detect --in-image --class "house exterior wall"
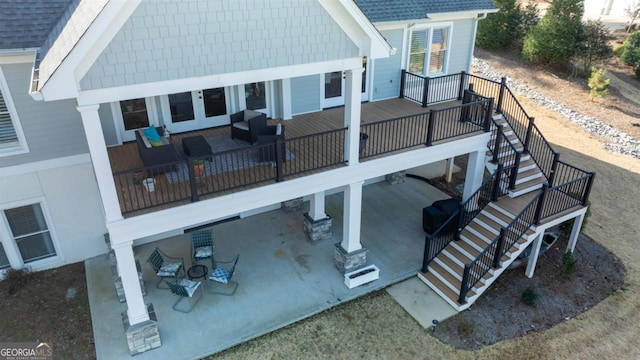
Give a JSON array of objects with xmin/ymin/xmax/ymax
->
[
  {"xmin": 0, "ymin": 63, "xmax": 89, "ymax": 168},
  {"xmin": 0, "ymin": 162, "xmax": 107, "ymax": 270},
  {"xmin": 371, "ymin": 29, "xmax": 403, "ymax": 101},
  {"xmin": 447, "ymin": 18, "xmax": 475, "ymax": 73},
  {"xmin": 79, "ymin": 0, "xmax": 360, "ymax": 90},
  {"xmin": 291, "ymin": 75, "xmax": 321, "ymax": 115}
]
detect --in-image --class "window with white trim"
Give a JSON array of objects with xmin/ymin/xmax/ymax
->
[
  {"xmin": 3, "ymin": 203, "xmax": 56, "ymax": 264},
  {"xmin": 0, "ymin": 68, "xmax": 28, "ymax": 155},
  {"xmin": 0, "ymin": 243, "xmax": 9, "ymax": 269},
  {"xmin": 408, "ymin": 25, "xmax": 451, "ymax": 76}
]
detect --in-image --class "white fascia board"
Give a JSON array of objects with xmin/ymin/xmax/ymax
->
[
  {"xmin": 107, "ymin": 132, "xmax": 490, "ymax": 245},
  {"xmin": 318, "ymin": 0, "xmax": 392, "ymax": 59},
  {"xmin": 39, "ymin": 0, "xmax": 141, "ymax": 102},
  {"xmin": 0, "ymin": 51, "xmax": 36, "ymax": 64},
  {"xmin": 77, "ymin": 57, "xmax": 362, "ymax": 106},
  {"xmin": 373, "ymin": 9, "xmax": 498, "ymax": 28}
]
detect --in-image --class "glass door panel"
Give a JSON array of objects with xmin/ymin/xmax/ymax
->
[
  {"xmin": 203, "ymin": 88, "xmax": 227, "ymax": 118},
  {"xmin": 168, "ymin": 92, "xmax": 195, "ymax": 123},
  {"xmin": 120, "ymin": 98, "xmax": 149, "ymax": 130},
  {"xmin": 245, "ymin": 82, "xmax": 266, "ymax": 111},
  {"xmin": 323, "ymin": 71, "xmax": 345, "ymax": 108}
]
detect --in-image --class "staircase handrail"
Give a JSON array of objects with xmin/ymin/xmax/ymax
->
[
  {"xmin": 488, "ymin": 118, "xmax": 522, "ymax": 190},
  {"xmin": 458, "ymin": 189, "xmax": 544, "ymax": 304},
  {"xmin": 457, "ymin": 164, "xmax": 503, "ymax": 236},
  {"xmin": 421, "ymin": 209, "xmax": 461, "ymax": 272}
]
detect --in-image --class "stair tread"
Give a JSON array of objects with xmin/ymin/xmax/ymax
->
[
  {"xmin": 512, "ymin": 176, "xmax": 546, "ymax": 192},
  {"xmin": 468, "ymin": 221, "xmax": 498, "ymax": 241},
  {"xmin": 461, "ymin": 228, "xmax": 494, "ymax": 250},
  {"xmin": 420, "ymin": 271, "xmax": 463, "ymax": 305},
  {"xmin": 444, "ymin": 246, "xmax": 474, "ymax": 263},
  {"xmin": 436, "ymin": 255, "xmax": 465, "ymax": 277},
  {"xmin": 431, "ymin": 261, "xmax": 463, "ymax": 285},
  {"xmin": 517, "ymin": 167, "xmax": 542, "ymax": 180},
  {"xmin": 483, "ymin": 206, "xmax": 514, "ymax": 225},
  {"xmin": 476, "ymin": 212, "xmax": 504, "ymax": 229},
  {"xmin": 452, "ymin": 240, "xmax": 482, "ymax": 259}
]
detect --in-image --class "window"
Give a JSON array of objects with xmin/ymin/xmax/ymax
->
[
  {"xmin": 408, "ymin": 25, "xmax": 451, "ymax": 76},
  {"xmin": 168, "ymin": 92, "xmax": 195, "ymax": 122},
  {"xmin": 120, "ymin": 98, "xmax": 150, "ymax": 130},
  {"xmin": 203, "ymin": 88, "xmax": 227, "ymax": 117},
  {"xmin": 0, "ymin": 243, "xmax": 9, "ymax": 269},
  {"xmin": 0, "ymin": 68, "xmax": 28, "ymax": 155},
  {"xmin": 3, "ymin": 203, "xmax": 56, "ymax": 264}
]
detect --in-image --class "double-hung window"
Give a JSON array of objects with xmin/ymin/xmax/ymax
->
[
  {"xmin": 2, "ymin": 202, "xmax": 57, "ymax": 267},
  {"xmin": 408, "ymin": 25, "xmax": 451, "ymax": 76},
  {"xmin": 0, "ymin": 67, "xmax": 28, "ymax": 156}
]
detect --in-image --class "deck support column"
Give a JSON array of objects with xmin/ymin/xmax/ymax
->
[
  {"xmin": 566, "ymin": 212, "xmax": 585, "ymax": 254},
  {"xmin": 304, "ymin": 192, "xmax": 332, "ymax": 241},
  {"xmin": 445, "ymin": 157, "xmax": 455, "ymax": 183},
  {"xmin": 462, "ymin": 150, "xmax": 485, "ymax": 202},
  {"xmin": 525, "ymin": 231, "xmax": 544, "ymax": 278},
  {"xmin": 344, "ymin": 66, "xmax": 363, "ymax": 164},
  {"xmin": 335, "ymin": 181, "xmax": 367, "ymax": 273},
  {"xmin": 77, "ymin": 104, "xmax": 123, "ymax": 223}
]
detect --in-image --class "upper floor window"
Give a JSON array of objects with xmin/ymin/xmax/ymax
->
[
  {"xmin": 0, "ymin": 68, "xmax": 28, "ymax": 156},
  {"xmin": 408, "ymin": 25, "xmax": 451, "ymax": 76}
]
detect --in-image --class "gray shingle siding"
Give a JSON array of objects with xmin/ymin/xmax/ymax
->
[
  {"xmin": 80, "ymin": 0, "xmax": 360, "ymax": 90},
  {"xmin": 354, "ymin": 0, "xmax": 496, "ymax": 23}
]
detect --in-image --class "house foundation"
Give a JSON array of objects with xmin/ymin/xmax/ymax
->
[
  {"xmin": 122, "ymin": 304, "xmax": 160, "ymax": 355},
  {"xmin": 334, "ymin": 243, "xmax": 368, "ymax": 273},
  {"xmin": 303, "ymin": 213, "xmax": 333, "ymax": 241},
  {"xmin": 385, "ymin": 170, "xmax": 406, "ymax": 185}
]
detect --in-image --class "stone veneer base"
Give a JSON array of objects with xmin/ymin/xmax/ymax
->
[
  {"xmin": 122, "ymin": 303, "xmax": 160, "ymax": 355},
  {"xmin": 303, "ymin": 213, "xmax": 333, "ymax": 241},
  {"xmin": 334, "ymin": 244, "xmax": 368, "ymax": 274}
]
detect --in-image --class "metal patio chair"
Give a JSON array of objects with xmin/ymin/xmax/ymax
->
[
  {"xmin": 146, "ymin": 247, "xmax": 185, "ymax": 289},
  {"xmin": 208, "ymin": 254, "xmax": 239, "ymax": 295},
  {"xmin": 190, "ymin": 229, "xmax": 214, "ymax": 265},
  {"xmin": 166, "ymin": 279, "xmax": 204, "ymax": 313}
]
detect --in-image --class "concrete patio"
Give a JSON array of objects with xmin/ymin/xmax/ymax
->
[{"xmin": 86, "ymin": 163, "xmax": 457, "ymax": 359}]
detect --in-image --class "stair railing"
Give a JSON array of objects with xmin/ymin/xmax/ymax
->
[
  {"xmin": 488, "ymin": 119, "xmax": 522, "ymax": 190},
  {"xmin": 421, "ymin": 209, "xmax": 461, "ymax": 272},
  {"xmin": 458, "ymin": 188, "xmax": 545, "ymax": 304}
]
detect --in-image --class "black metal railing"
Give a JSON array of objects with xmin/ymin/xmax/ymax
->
[
  {"xmin": 421, "ymin": 209, "xmax": 460, "ymax": 272},
  {"xmin": 538, "ymin": 161, "xmax": 595, "ymax": 220},
  {"xmin": 457, "ymin": 165, "xmax": 505, "ymax": 237},
  {"xmin": 458, "ymin": 189, "xmax": 544, "ymax": 304},
  {"xmin": 426, "ymin": 99, "xmax": 492, "ymax": 146},
  {"xmin": 400, "ymin": 70, "xmax": 467, "ymax": 106}
]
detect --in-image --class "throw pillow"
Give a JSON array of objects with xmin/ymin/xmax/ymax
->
[
  {"xmin": 143, "ymin": 126, "xmax": 161, "ymax": 142},
  {"xmin": 149, "ymin": 139, "xmax": 164, "ymax": 147}
]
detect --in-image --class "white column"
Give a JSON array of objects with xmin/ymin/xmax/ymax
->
[
  {"xmin": 445, "ymin": 157, "xmax": 455, "ymax": 183},
  {"xmin": 566, "ymin": 213, "xmax": 585, "ymax": 253},
  {"xmin": 344, "ymin": 67, "xmax": 363, "ymax": 164},
  {"xmin": 462, "ymin": 150, "xmax": 485, "ymax": 202},
  {"xmin": 281, "ymin": 78, "xmax": 292, "ymax": 120},
  {"xmin": 77, "ymin": 104, "xmax": 123, "ymax": 223},
  {"xmin": 525, "ymin": 231, "xmax": 544, "ymax": 278},
  {"xmin": 341, "ymin": 181, "xmax": 364, "ymax": 252},
  {"xmin": 113, "ymin": 241, "xmax": 149, "ymax": 324},
  {"xmin": 309, "ymin": 191, "xmax": 327, "ymax": 221}
]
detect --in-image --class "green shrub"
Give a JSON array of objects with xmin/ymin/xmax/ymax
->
[
  {"xmin": 635, "ymin": 64, "xmax": 640, "ymax": 79},
  {"xmin": 477, "ymin": 0, "xmax": 539, "ymax": 50},
  {"xmin": 521, "ymin": 286, "xmax": 540, "ymax": 306},
  {"xmin": 575, "ymin": 20, "xmax": 614, "ymax": 76},
  {"xmin": 619, "ymin": 31, "xmax": 640, "ymax": 67},
  {"xmin": 587, "ymin": 67, "xmax": 610, "ymax": 99},
  {"xmin": 561, "ymin": 252, "xmax": 578, "ymax": 278}
]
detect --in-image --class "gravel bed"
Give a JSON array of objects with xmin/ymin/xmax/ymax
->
[{"xmin": 472, "ymin": 58, "xmax": 640, "ymax": 158}]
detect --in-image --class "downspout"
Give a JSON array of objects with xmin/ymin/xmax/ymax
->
[{"xmin": 468, "ymin": 13, "xmax": 488, "ymax": 72}]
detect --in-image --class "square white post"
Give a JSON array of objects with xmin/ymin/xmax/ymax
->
[
  {"xmin": 309, "ymin": 191, "xmax": 327, "ymax": 221},
  {"xmin": 341, "ymin": 181, "xmax": 364, "ymax": 252},
  {"xmin": 344, "ymin": 67, "xmax": 363, "ymax": 164},
  {"xmin": 445, "ymin": 157, "xmax": 455, "ymax": 183},
  {"xmin": 77, "ymin": 104, "xmax": 123, "ymax": 223},
  {"xmin": 281, "ymin": 78, "xmax": 292, "ymax": 120},
  {"xmin": 525, "ymin": 231, "xmax": 544, "ymax": 278},
  {"xmin": 113, "ymin": 242, "xmax": 150, "ymax": 325},
  {"xmin": 566, "ymin": 213, "xmax": 585, "ymax": 253},
  {"xmin": 462, "ymin": 150, "xmax": 485, "ymax": 202}
]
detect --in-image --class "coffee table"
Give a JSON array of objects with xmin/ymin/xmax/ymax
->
[
  {"xmin": 187, "ymin": 264, "xmax": 208, "ymax": 283},
  {"xmin": 182, "ymin": 135, "xmax": 211, "ymax": 157}
]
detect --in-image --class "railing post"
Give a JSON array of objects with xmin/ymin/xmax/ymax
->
[
  {"xmin": 484, "ymin": 98, "xmax": 494, "ymax": 132},
  {"xmin": 496, "ymin": 76, "xmax": 507, "ymax": 114},
  {"xmin": 399, "ymin": 70, "xmax": 406, "ymax": 99},
  {"xmin": 187, "ymin": 158, "xmax": 199, "ymax": 202},
  {"xmin": 458, "ymin": 264, "xmax": 470, "ymax": 305},
  {"xmin": 275, "ymin": 138, "xmax": 284, "ymax": 182},
  {"xmin": 491, "ymin": 163, "xmax": 503, "ymax": 201},
  {"xmin": 533, "ymin": 183, "xmax": 549, "ymax": 224},
  {"xmin": 422, "ymin": 235, "xmax": 432, "ymax": 272},
  {"xmin": 509, "ymin": 151, "xmax": 522, "ymax": 190},
  {"xmin": 582, "ymin": 172, "xmax": 596, "ymax": 205},
  {"xmin": 426, "ymin": 109, "xmax": 435, "ymax": 146},
  {"xmin": 492, "ymin": 228, "xmax": 506, "ymax": 268},
  {"xmin": 422, "ymin": 76, "xmax": 430, "ymax": 107},
  {"xmin": 547, "ymin": 153, "xmax": 560, "ymax": 187},
  {"xmin": 492, "ymin": 126, "xmax": 503, "ymax": 164},
  {"xmin": 523, "ymin": 117, "xmax": 534, "ymax": 154},
  {"xmin": 457, "ymin": 71, "xmax": 467, "ymax": 100},
  {"xmin": 455, "ymin": 203, "xmax": 465, "ymax": 240}
]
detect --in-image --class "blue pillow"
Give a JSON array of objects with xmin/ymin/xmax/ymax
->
[{"xmin": 143, "ymin": 126, "xmax": 160, "ymax": 142}]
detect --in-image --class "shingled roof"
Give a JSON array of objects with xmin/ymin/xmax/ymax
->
[
  {"xmin": 0, "ymin": 0, "xmax": 73, "ymax": 50},
  {"xmin": 354, "ymin": 0, "xmax": 497, "ymax": 23}
]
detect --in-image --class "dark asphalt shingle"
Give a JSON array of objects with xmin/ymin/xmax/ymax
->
[
  {"xmin": 354, "ymin": 0, "xmax": 497, "ymax": 23},
  {"xmin": 0, "ymin": 0, "xmax": 73, "ymax": 50}
]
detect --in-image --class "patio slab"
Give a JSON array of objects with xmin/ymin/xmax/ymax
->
[{"xmin": 87, "ymin": 174, "xmax": 452, "ymax": 360}]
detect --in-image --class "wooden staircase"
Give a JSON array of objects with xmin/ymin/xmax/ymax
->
[{"xmin": 418, "ymin": 115, "xmax": 546, "ymax": 311}]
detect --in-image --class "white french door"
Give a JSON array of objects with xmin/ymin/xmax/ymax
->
[
  {"xmin": 160, "ymin": 87, "xmax": 231, "ymax": 134},
  {"xmin": 238, "ymin": 81, "xmax": 270, "ymax": 117},
  {"xmin": 322, "ymin": 58, "xmax": 369, "ymax": 108},
  {"xmin": 114, "ymin": 97, "xmax": 159, "ymax": 142}
]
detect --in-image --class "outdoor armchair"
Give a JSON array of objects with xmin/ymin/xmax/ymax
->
[
  {"xmin": 190, "ymin": 229, "xmax": 214, "ymax": 265},
  {"xmin": 166, "ymin": 279, "xmax": 203, "ymax": 313},
  {"xmin": 208, "ymin": 254, "xmax": 239, "ymax": 295},
  {"xmin": 146, "ymin": 247, "xmax": 185, "ymax": 289}
]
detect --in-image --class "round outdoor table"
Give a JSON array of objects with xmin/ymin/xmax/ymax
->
[{"xmin": 187, "ymin": 264, "xmax": 208, "ymax": 282}]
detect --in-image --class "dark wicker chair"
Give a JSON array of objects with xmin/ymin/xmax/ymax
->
[
  {"xmin": 190, "ymin": 229, "xmax": 214, "ymax": 265},
  {"xmin": 166, "ymin": 279, "xmax": 203, "ymax": 313},
  {"xmin": 208, "ymin": 254, "xmax": 239, "ymax": 295},
  {"xmin": 146, "ymin": 247, "xmax": 185, "ymax": 289},
  {"xmin": 230, "ymin": 109, "xmax": 267, "ymax": 144}
]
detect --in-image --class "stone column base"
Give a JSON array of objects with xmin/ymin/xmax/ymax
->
[
  {"xmin": 385, "ymin": 171, "xmax": 406, "ymax": 185},
  {"xmin": 122, "ymin": 303, "xmax": 160, "ymax": 355},
  {"xmin": 303, "ymin": 213, "xmax": 332, "ymax": 241},
  {"xmin": 282, "ymin": 197, "xmax": 304, "ymax": 212},
  {"xmin": 334, "ymin": 244, "xmax": 368, "ymax": 274},
  {"xmin": 113, "ymin": 259, "xmax": 146, "ymax": 303}
]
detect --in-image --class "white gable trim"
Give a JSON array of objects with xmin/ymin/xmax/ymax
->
[
  {"xmin": 38, "ymin": 0, "xmax": 142, "ymax": 102},
  {"xmin": 318, "ymin": 0, "xmax": 394, "ymax": 59}
]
